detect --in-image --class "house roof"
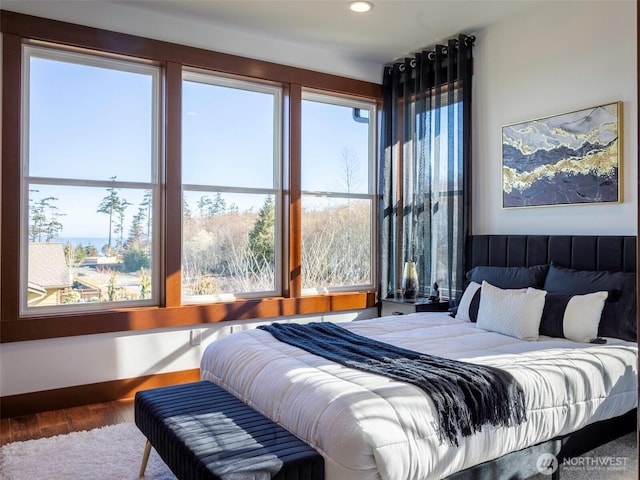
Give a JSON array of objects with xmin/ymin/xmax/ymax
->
[{"xmin": 28, "ymin": 242, "xmax": 72, "ymax": 289}]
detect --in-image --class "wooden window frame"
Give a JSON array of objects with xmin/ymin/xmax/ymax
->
[{"xmin": 0, "ymin": 11, "xmax": 380, "ymax": 342}]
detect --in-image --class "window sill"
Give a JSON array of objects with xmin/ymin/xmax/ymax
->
[{"xmin": 0, "ymin": 291, "xmax": 377, "ymax": 343}]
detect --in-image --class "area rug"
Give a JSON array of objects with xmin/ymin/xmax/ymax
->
[
  {"xmin": 0, "ymin": 422, "xmax": 175, "ymax": 480},
  {"xmin": 0, "ymin": 422, "xmax": 637, "ymax": 480}
]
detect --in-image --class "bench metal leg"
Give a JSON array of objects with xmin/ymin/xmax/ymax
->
[{"xmin": 139, "ymin": 439, "xmax": 152, "ymax": 478}]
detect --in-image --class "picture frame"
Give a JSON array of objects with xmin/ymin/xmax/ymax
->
[{"xmin": 502, "ymin": 101, "xmax": 622, "ymax": 208}]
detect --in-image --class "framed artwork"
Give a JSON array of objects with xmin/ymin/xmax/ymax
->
[{"xmin": 502, "ymin": 102, "xmax": 622, "ymax": 208}]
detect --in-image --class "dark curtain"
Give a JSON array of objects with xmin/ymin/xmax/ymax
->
[{"xmin": 379, "ymin": 34, "xmax": 474, "ymax": 302}]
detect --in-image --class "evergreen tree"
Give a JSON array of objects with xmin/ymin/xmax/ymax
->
[
  {"xmin": 97, "ymin": 177, "xmax": 130, "ymax": 253},
  {"xmin": 183, "ymin": 195, "xmax": 192, "ymax": 219},
  {"xmin": 44, "ymin": 206, "xmax": 65, "ymax": 242},
  {"xmin": 64, "ymin": 241, "xmax": 87, "ymax": 267},
  {"xmin": 28, "ymin": 190, "xmax": 65, "ymax": 242},
  {"xmin": 123, "ymin": 247, "xmax": 150, "ymax": 272},
  {"xmin": 197, "ymin": 196, "xmax": 212, "ymax": 217},
  {"xmin": 197, "ymin": 193, "xmax": 227, "ymax": 217},
  {"xmin": 97, "ymin": 177, "xmax": 119, "ymax": 252},
  {"xmin": 29, "ymin": 190, "xmax": 48, "ymax": 242},
  {"xmin": 127, "ymin": 190, "xmax": 152, "ymax": 251},
  {"xmin": 114, "ymin": 198, "xmax": 132, "ymax": 251},
  {"xmin": 141, "ymin": 190, "xmax": 153, "ymax": 239},
  {"xmin": 85, "ymin": 243, "xmax": 99, "ymax": 257},
  {"xmin": 248, "ymin": 196, "xmax": 275, "ymax": 272},
  {"xmin": 127, "ymin": 210, "xmax": 145, "ymax": 247},
  {"xmin": 212, "ymin": 193, "xmax": 227, "ymax": 215}
]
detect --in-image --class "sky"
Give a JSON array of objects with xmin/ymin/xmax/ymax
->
[{"xmin": 26, "ymin": 47, "xmax": 373, "ymax": 240}]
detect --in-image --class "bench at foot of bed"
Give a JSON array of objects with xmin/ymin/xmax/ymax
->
[{"xmin": 134, "ymin": 380, "xmax": 324, "ymax": 480}]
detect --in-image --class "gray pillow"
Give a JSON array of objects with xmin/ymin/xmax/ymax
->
[{"xmin": 466, "ymin": 264, "xmax": 549, "ymax": 289}]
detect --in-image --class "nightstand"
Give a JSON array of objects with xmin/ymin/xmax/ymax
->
[{"xmin": 380, "ymin": 297, "xmax": 450, "ymax": 316}]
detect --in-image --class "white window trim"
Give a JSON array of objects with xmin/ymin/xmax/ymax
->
[
  {"xmin": 300, "ymin": 90, "xmax": 377, "ymax": 295},
  {"xmin": 301, "ymin": 90, "xmax": 377, "ymax": 197},
  {"xmin": 181, "ymin": 70, "xmax": 284, "ymax": 303},
  {"xmin": 20, "ymin": 44, "xmax": 161, "ymax": 316}
]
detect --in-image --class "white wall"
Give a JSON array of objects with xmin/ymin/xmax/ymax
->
[
  {"xmin": 0, "ymin": 309, "xmax": 377, "ymax": 396},
  {"xmin": 472, "ymin": 0, "xmax": 637, "ymax": 235}
]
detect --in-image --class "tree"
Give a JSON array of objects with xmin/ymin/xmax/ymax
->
[
  {"xmin": 43, "ymin": 203, "xmax": 65, "ymax": 242},
  {"xmin": 140, "ymin": 189, "xmax": 153, "ymax": 240},
  {"xmin": 212, "ymin": 193, "xmax": 227, "ymax": 215},
  {"xmin": 29, "ymin": 189, "xmax": 47, "ymax": 242},
  {"xmin": 197, "ymin": 193, "xmax": 227, "ymax": 217},
  {"xmin": 139, "ymin": 267, "xmax": 151, "ymax": 299},
  {"xmin": 107, "ymin": 270, "xmax": 119, "ymax": 301},
  {"xmin": 97, "ymin": 177, "xmax": 119, "ymax": 252},
  {"xmin": 247, "ymin": 196, "xmax": 275, "ymax": 272},
  {"xmin": 85, "ymin": 243, "xmax": 99, "ymax": 257},
  {"xmin": 123, "ymin": 247, "xmax": 151, "ymax": 272},
  {"xmin": 114, "ymin": 198, "xmax": 132, "ymax": 251},
  {"xmin": 339, "ymin": 147, "xmax": 361, "ymax": 194},
  {"xmin": 196, "ymin": 196, "xmax": 211, "ymax": 217},
  {"xmin": 64, "ymin": 241, "xmax": 87, "ymax": 267},
  {"xmin": 183, "ymin": 195, "xmax": 192, "ymax": 219},
  {"xmin": 127, "ymin": 189, "xmax": 153, "ymax": 253},
  {"xmin": 29, "ymin": 190, "xmax": 65, "ymax": 242},
  {"xmin": 127, "ymin": 210, "xmax": 145, "ymax": 248},
  {"xmin": 97, "ymin": 176, "xmax": 130, "ymax": 254}
]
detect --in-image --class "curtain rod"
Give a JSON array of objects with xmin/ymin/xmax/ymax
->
[{"xmin": 387, "ymin": 34, "xmax": 476, "ymax": 72}]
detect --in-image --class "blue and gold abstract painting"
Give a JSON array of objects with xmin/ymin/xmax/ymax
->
[{"xmin": 502, "ymin": 102, "xmax": 621, "ymax": 208}]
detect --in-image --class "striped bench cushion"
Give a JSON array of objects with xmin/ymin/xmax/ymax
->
[{"xmin": 135, "ymin": 381, "xmax": 324, "ymax": 480}]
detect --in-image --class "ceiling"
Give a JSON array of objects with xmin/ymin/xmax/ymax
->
[
  {"xmin": 2, "ymin": 0, "xmax": 543, "ymax": 81},
  {"xmin": 112, "ymin": 0, "xmax": 537, "ymax": 65}
]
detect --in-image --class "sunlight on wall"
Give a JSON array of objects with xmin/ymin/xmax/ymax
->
[{"xmin": 0, "ymin": 309, "xmax": 377, "ymax": 396}]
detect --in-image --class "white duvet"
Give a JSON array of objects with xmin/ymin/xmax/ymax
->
[{"xmin": 200, "ymin": 313, "xmax": 638, "ymax": 480}]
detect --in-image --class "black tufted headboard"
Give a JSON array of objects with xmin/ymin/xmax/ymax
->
[
  {"xmin": 467, "ymin": 235, "xmax": 637, "ymax": 344},
  {"xmin": 467, "ymin": 235, "xmax": 636, "ymax": 273}
]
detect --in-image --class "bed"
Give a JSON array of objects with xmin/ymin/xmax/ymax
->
[{"xmin": 200, "ymin": 235, "xmax": 638, "ymax": 480}]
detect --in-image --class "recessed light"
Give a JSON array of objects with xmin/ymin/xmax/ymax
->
[{"xmin": 349, "ymin": 1, "xmax": 373, "ymax": 13}]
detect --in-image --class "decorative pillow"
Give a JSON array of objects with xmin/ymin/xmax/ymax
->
[
  {"xmin": 454, "ymin": 282, "xmax": 481, "ymax": 322},
  {"xmin": 543, "ymin": 263, "xmax": 636, "ymax": 342},
  {"xmin": 466, "ymin": 264, "xmax": 549, "ymax": 289},
  {"xmin": 539, "ymin": 291, "xmax": 609, "ymax": 342},
  {"xmin": 476, "ymin": 281, "xmax": 546, "ymax": 340}
]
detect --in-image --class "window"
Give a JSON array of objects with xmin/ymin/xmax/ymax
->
[
  {"xmin": 2, "ymin": 13, "xmax": 380, "ymax": 341},
  {"xmin": 181, "ymin": 71, "xmax": 282, "ymax": 302},
  {"xmin": 423, "ymin": 99, "xmax": 464, "ymax": 299},
  {"xmin": 21, "ymin": 45, "xmax": 160, "ymax": 314},
  {"xmin": 301, "ymin": 91, "xmax": 376, "ymax": 293}
]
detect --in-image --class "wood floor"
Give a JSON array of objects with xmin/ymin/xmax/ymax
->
[{"xmin": 0, "ymin": 399, "xmax": 135, "ymax": 447}]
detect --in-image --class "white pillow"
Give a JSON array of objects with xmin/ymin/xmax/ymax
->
[
  {"xmin": 562, "ymin": 291, "xmax": 608, "ymax": 342},
  {"xmin": 540, "ymin": 290, "xmax": 609, "ymax": 343},
  {"xmin": 476, "ymin": 281, "xmax": 546, "ymax": 340},
  {"xmin": 455, "ymin": 281, "xmax": 481, "ymax": 322}
]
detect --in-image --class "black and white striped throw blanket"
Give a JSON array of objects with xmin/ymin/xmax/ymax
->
[{"xmin": 258, "ymin": 321, "xmax": 526, "ymax": 446}]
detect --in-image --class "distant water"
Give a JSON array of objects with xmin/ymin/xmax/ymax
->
[{"xmin": 58, "ymin": 237, "xmax": 112, "ymax": 249}]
